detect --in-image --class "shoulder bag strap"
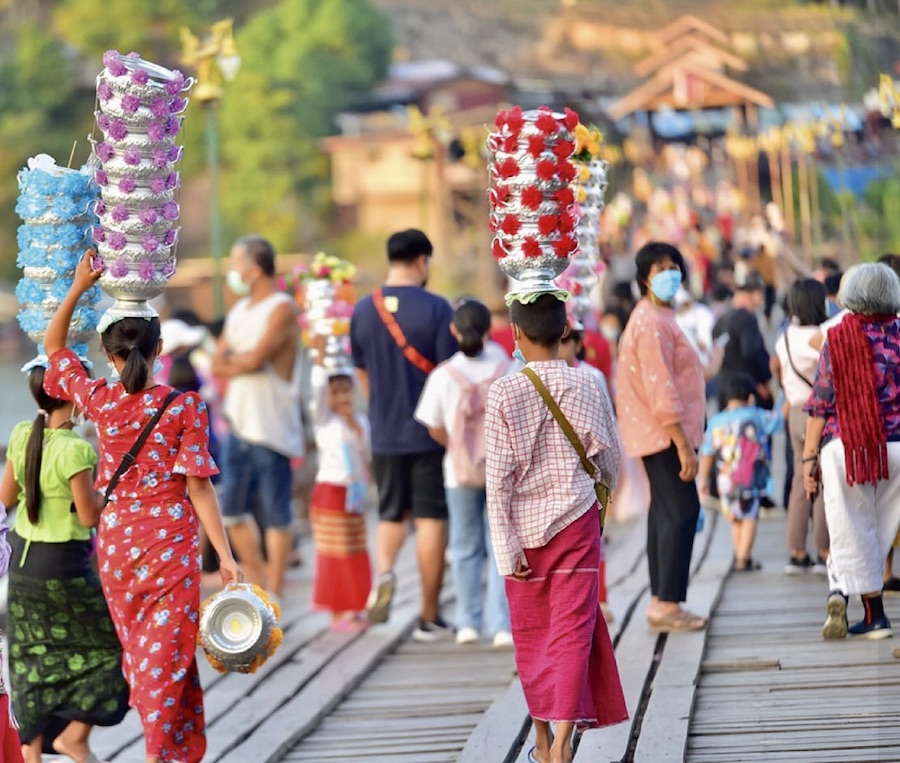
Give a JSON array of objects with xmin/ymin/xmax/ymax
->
[
  {"xmin": 522, "ymin": 368, "xmax": 610, "ymax": 531},
  {"xmin": 103, "ymin": 390, "xmax": 179, "ymax": 507},
  {"xmin": 783, "ymin": 330, "xmax": 814, "ymax": 388},
  {"xmin": 372, "ymin": 288, "xmax": 436, "ymax": 375}
]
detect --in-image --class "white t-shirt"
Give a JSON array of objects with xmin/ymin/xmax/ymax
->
[
  {"xmin": 414, "ymin": 342, "xmax": 513, "ymax": 488},
  {"xmin": 774, "ymin": 324, "xmax": 822, "ymax": 407},
  {"xmin": 675, "ymin": 302, "xmax": 716, "ymax": 366}
]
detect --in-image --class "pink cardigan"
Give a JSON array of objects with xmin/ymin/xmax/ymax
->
[{"xmin": 614, "ymin": 298, "xmax": 706, "ymax": 458}]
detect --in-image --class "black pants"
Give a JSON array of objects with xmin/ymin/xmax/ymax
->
[{"xmin": 642, "ymin": 444, "xmax": 701, "ymax": 603}]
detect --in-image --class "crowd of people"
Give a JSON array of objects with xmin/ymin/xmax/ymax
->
[{"xmin": 1, "ymin": 215, "xmax": 898, "ymax": 763}]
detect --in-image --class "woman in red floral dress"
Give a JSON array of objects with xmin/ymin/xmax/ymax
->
[{"xmin": 43, "ymin": 254, "xmax": 242, "ymax": 763}]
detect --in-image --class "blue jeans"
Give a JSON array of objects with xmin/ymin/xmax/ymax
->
[
  {"xmin": 220, "ymin": 433, "xmax": 294, "ymax": 529},
  {"xmin": 446, "ymin": 486, "xmax": 510, "ymax": 636}
]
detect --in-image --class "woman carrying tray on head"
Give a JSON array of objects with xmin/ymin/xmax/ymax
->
[{"xmin": 42, "ymin": 252, "xmax": 242, "ymax": 763}]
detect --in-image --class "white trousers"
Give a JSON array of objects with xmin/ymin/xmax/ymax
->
[{"xmin": 821, "ymin": 439, "xmax": 900, "ymax": 596}]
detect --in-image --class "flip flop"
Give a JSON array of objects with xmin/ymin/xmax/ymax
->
[
  {"xmin": 647, "ymin": 609, "xmax": 707, "ymax": 632},
  {"xmin": 527, "ymin": 746, "xmax": 539, "ymax": 763}
]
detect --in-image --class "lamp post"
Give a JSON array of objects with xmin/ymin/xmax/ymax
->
[{"xmin": 180, "ymin": 19, "xmax": 241, "ymax": 317}]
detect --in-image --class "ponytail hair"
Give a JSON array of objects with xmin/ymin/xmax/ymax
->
[
  {"xmin": 101, "ymin": 316, "xmax": 162, "ymax": 394},
  {"xmin": 452, "ymin": 298, "xmax": 491, "ymax": 358},
  {"xmin": 24, "ymin": 367, "xmax": 68, "ymax": 525}
]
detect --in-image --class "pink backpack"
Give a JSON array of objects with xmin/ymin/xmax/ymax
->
[{"xmin": 444, "ymin": 362, "xmax": 506, "ymax": 488}]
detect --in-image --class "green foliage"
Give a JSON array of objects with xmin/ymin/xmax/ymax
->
[
  {"xmin": 857, "ymin": 176, "xmax": 900, "ymax": 260},
  {"xmin": 214, "ymin": 0, "xmax": 393, "ymax": 252}
]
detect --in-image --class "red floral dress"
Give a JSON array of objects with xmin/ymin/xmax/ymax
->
[{"xmin": 45, "ymin": 348, "xmax": 218, "ymax": 763}]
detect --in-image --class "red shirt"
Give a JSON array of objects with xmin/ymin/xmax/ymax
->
[
  {"xmin": 581, "ymin": 329, "xmax": 612, "ymax": 378},
  {"xmin": 490, "ymin": 325, "xmax": 516, "ymax": 358}
]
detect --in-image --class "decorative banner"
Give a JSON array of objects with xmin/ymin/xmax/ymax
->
[
  {"xmin": 486, "ymin": 106, "xmax": 580, "ymax": 298},
  {"xmin": 15, "ymin": 154, "xmax": 101, "ymax": 362},
  {"xmin": 91, "ymin": 50, "xmax": 193, "ymax": 305}
]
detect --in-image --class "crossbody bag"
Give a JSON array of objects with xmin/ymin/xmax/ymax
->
[
  {"xmin": 372, "ymin": 288, "xmax": 436, "ymax": 375},
  {"xmin": 783, "ymin": 329, "xmax": 814, "ymax": 388},
  {"xmin": 522, "ymin": 368, "xmax": 611, "ymax": 535},
  {"xmin": 102, "ymin": 390, "xmax": 179, "ymax": 507}
]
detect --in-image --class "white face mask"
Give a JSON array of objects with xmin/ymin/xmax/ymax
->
[
  {"xmin": 69, "ymin": 408, "xmax": 86, "ymax": 427},
  {"xmin": 226, "ymin": 269, "xmax": 251, "ymax": 296}
]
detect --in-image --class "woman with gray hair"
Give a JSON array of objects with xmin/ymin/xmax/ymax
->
[{"xmin": 803, "ymin": 262, "xmax": 900, "ymax": 640}]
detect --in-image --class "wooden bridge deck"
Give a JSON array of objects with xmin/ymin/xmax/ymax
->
[{"xmin": 48, "ymin": 508, "xmax": 900, "ymax": 762}]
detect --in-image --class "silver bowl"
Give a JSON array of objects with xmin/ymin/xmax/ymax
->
[{"xmin": 199, "ymin": 584, "xmax": 279, "ymax": 673}]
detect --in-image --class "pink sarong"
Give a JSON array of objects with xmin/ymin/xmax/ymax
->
[{"xmin": 505, "ymin": 508, "xmax": 628, "ymax": 728}]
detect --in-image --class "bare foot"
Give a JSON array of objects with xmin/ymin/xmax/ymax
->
[{"xmin": 52, "ymin": 735, "xmax": 91, "ymax": 763}]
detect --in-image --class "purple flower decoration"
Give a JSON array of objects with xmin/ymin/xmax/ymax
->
[
  {"xmin": 141, "ymin": 235, "xmax": 160, "ymax": 253},
  {"xmin": 121, "ymin": 94, "xmax": 140, "ymax": 114},
  {"xmin": 123, "ymin": 148, "xmax": 141, "ymax": 166},
  {"xmin": 95, "ymin": 200, "xmax": 106, "ymax": 216},
  {"xmin": 161, "ymin": 201, "xmax": 179, "ymax": 221},
  {"xmin": 161, "ymin": 261, "xmax": 176, "ymax": 277},
  {"xmin": 169, "ymin": 96, "xmax": 186, "ymax": 114},
  {"xmin": 139, "ymin": 209, "xmax": 158, "ymax": 226},
  {"xmin": 150, "ymin": 98, "xmax": 169, "ymax": 119},
  {"xmin": 164, "ymin": 229, "xmax": 178, "ymax": 246},
  {"xmin": 95, "ymin": 170, "xmax": 108, "ymax": 186},
  {"xmin": 147, "ymin": 122, "xmax": 165, "ymax": 142},
  {"xmin": 96, "ymin": 142, "xmax": 115, "ymax": 162},
  {"xmin": 165, "ymin": 172, "xmax": 179, "ymax": 190},
  {"xmin": 167, "ymin": 145, "xmax": 183, "ymax": 163},
  {"xmin": 131, "ymin": 69, "xmax": 149, "ymax": 85},
  {"xmin": 92, "ymin": 226, "xmax": 107, "ymax": 243},
  {"xmin": 138, "ymin": 258, "xmax": 156, "ymax": 280},
  {"xmin": 103, "ymin": 50, "xmax": 127, "ymax": 77},
  {"xmin": 97, "ymin": 82, "xmax": 113, "ymax": 102},
  {"xmin": 150, "ymin": 149, "xmax": 168, "ymax": 168},
  {"xmin": 109, "ymin": 119, "xmax": 128, "ymax": 141},
  {"xmin": 97, "ymin": 114, "xmax": 111, "ymax": 131},
  {"xmin": 108, "ymin": 232, "xmax": 127, "ymax": 251},
  {"xmin": 126, "ymin": 51, "xmax": 140, "ymax": 59},
  {"xmin": 118, "ymin": 176, "xmax": 136, "ymax": 193},
  {"xmin": 111, "ymin": 205, "xmax": 130, "ymax": 222},
  {"xmin": 165, "ymin": 72, "xmax": 185, "ymax": 96},
  {"xmin": 165, "ymin": 117, "xmax": 181, "ymax": 136},
  {"xmin": 109, "ymin": 259, "xmax": 129, "ymax": 278},
  {"xmin": 150, "ymin": 177, "xmax": 166, "ymax": 194}
]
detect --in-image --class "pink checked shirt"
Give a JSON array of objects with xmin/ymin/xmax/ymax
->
[
  {"xmin": 485, "ymin": 361, "xmax": 621, "ymax": 576},
  {"xmin": 615, "ymin": 298, "xmax": 706, "ymax": 458}
]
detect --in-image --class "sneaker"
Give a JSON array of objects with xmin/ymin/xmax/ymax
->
[
  {"xmin": 412, "ymin": 616, "xmax": 454, "ymax": 643},
  {"xmin": 822, "ymin": 591, "xmax": 848, "ymax": 640},
  {"xmin": 784, "ymin": 555, "xmax": 813, "ymax": 575},
  {"xmin": 812, "ymin": 556, "xmax": 828, "ymax": 576},
  {"xmin": 848, "ymin": 616, "xmax": 893, "ymax": 640},
  {"xmin": 492, "ymin": 630, "xmax": 514, "ymax": 649},
  {"xmin": 883, "ymin": 577, "xmax": 900, "ymax": 598},
  {"xmin": 456, "ymin": 626, "xmax": 480, "ymax": 645},
  {"xmin": 365, "ymin": 572, "xmax": 396, "ymax": 624}
]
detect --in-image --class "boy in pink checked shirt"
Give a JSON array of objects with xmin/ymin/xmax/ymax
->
[{"xmin": 485, "ymin": 294, "xmax": 626, "ymax": 763}]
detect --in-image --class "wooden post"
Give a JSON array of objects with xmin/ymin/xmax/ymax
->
[
  {"xmin": 766, "ymin": 150, "xmax": 783, "ymax": 222},
  {"xmin": 796, "ymin": 151, "xmax": 813, "ymax": 261},
  {"xmin": 780, "ymin": 144, "xmax": 795, "ymax": 244},
  {"xmin": 808, "ymin": 154, "xmax": 823, "ymax": 257}
]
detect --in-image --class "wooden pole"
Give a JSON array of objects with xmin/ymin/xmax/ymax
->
[
  {"xmin": 780, "ymin": 145, "xmax": 795, "ymax": 244},
  {"xmin": 808, "ymin": 154, "xmax": 823, "ymax": 257},
  {"xmin": 767, "ymin": 150, "xmax": 783, "ymax": 222},
  {"xmin": 797, "ymin": 151, "xmax": 813, "ymax": 261}
]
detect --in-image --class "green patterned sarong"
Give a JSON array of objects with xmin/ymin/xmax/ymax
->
[{"xmin": 7, "ymin": 569, "xmax": 130, "ymax": 746}]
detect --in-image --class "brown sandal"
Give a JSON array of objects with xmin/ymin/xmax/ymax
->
[{"xmin": 647, "ymin": 609, "xmax": 707, "ymax": 632}]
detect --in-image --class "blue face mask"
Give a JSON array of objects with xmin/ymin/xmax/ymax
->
[
  {"xmin": 513, "ymin": 343, "xmax": 526, "ymax": 364},
  {"xmin": 153, "ymin": 357, "xmax": 164, "ymax": 377},
  {"xmin": 649, "ymin": 269, "xmax": 683, "ymax": 304}
]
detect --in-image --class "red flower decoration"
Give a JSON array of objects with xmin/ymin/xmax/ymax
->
[
  {"xmin": 552, "ymin": 235, "xmax": 577, "ymax": 258},
  {"xmin": 535, "ymin": 112, "xmax": 558, "ymax": 134},
  {"xmin": 555, "ymin": 187, "xmax": 575, "ymax": 206},
  {"xmin": 523, "ymin": 236, "xmax": 542, "ymax": 258},
  {"xmin": 537, "ymin": 105, "xmax": 553, "ymax": 113},
  {"xmin": 527, "ymin": 135, "xmax": 546, "ymax": 158},
  {"xmin": 501, "ymin": 134, "xmax": 519, "ymax": 153},
  {"xmin": 521, "ymin": 185, "xmax": 544, "ymax": 210},
  {"xmin": 492, "ymin": 185, "xmax": 510, "ymax": 205},
  {"xmin": 557, "ymin": 159, "xmax": 577, "ymax": 182},
  {"xmin": 496, "ymin": 158, "xmax": 520, "ymax": 179},
  {"xmin": 553, "ymin": 139, "xmax": 575, "ymax": 159},
  {"xmin": 563, "ymin": 107, "xmax": 579, "ymax": 131},
  {"xmin": 558, "ymin": 210, "xmax": 576, "ymax": 233},
  {"xmin": 488, "ymin": 215, "xmax": 499, "ymax": 232},
  {"xmin": 499, "ymin": 105, "xmax": 524, "ymax": 132},
  {"xmin": 536, "ymin": 159, "xmax": 557, "ymax": 180},
  {"xmin": 492, "ymin": 238, "xmax": 507, "ymax": 259},
  {"xmin": 538, "ymin": 214, "xmax": 558, "ymax": 236},
  {"xmin": 500, "ymin": 215, "xmax": 521, "ymax": 236}
]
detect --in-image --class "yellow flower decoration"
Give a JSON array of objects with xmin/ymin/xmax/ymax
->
[{"xmin": 573, "ymin": 123, "xmax": 604, "ymax": 162}]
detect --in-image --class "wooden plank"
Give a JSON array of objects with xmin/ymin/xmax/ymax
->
[{"xmin": 457, "ymin": 678, "xmax": 530, "ymax": 763}]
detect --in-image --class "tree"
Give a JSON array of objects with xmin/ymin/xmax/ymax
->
[{"xmin": 214, "ymin": 0, "xmax": 393, "ymax": 251}]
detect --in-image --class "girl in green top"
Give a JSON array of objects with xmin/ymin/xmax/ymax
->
[{"xmin": 0, "ymin": 365, "xmax": 129, "ymax": 763}]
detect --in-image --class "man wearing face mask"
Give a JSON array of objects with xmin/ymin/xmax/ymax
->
[
  {"xmin": 712, "ymin": 273, "xmax": 773, "ymax": 411},
  {"xmin": 349, "ymin": 229, "xmax": 458, "ymax": 640},
  {"xmin": 212, "ymin": 235, "xmax": 303, "ymax": 599}
]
